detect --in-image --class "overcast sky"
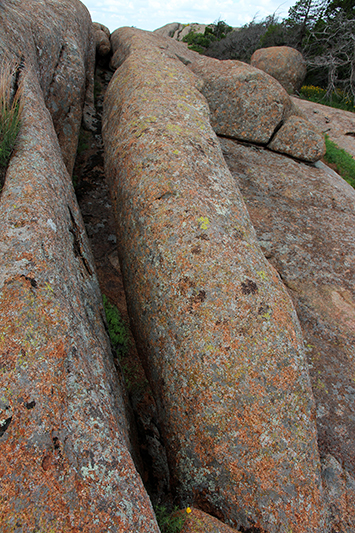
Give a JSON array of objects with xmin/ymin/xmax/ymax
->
[{"xmin": 81, "ymin": 0, "xmax": 296, "ymax": 33}]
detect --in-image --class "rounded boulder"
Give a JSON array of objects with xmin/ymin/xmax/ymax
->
[{"xmin": 250, "ymin": 46, "xmax": 307, "ymax": 94}]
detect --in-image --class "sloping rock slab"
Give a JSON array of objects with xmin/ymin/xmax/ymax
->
[
  {"xmin": 220, "ymin": 138, "xmax": 355, "ymax": 491},
  {"xmin": 178, "ymin": 508, "xmax": 241, "ymax": 532},
  {"xmin": 292, "ymin": 96, "xmax": 355, "ymax": 158},
  {"xmin": 104, "ymin": 26, "xmax": 327, "ymax": 532},
  {"xmin": 0, "ymin": 3, "xmax": 159, "ymax": 532}
]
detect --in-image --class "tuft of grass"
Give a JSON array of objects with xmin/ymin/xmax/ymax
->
[
  {"xmin": 102, "ymin": 294, "xmax": 129, "ymax": 359},
  {"xmin": 324, "ymin": 135, "xmax": 355, "ymax": 189},
  {"xmin": 154, "ymin": 505, "xmax": 186, "ymax": 533},
  {"xmin": 300, "ymin": 85, "xmax": 355, "ymax": 113},
  {"xmin": 0, "ymin": 62, "xmax": 23, "ymax": 191}
]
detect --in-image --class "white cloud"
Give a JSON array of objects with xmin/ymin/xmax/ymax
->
[{"xmin": 82, "ymin": 0, "xmax": 296, "ymax": 33}]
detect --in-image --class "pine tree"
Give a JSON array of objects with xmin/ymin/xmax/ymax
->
[{"xmin": 286, "ymin": 0, "xmax": 328, "ymax": 44}]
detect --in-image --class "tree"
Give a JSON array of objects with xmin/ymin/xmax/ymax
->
[
  {"xmin": 285, "ymin": 0, "xmax": 328, "ymax": 46},
  {"xmin": 304, "ymin": 12, "xmax": 355, "ymax": 98}
]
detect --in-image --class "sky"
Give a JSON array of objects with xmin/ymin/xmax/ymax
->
[{"xmin": 81, "ymin": 0, "xmax": 297, "ymax": 33}]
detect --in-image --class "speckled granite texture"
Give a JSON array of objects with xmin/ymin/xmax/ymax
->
[
  {"xmin": 104, "ymin": 26, "xmax": 328, "ymax": 532},
  {"xmin": 0, "ymin": 3, "xmax": 159, "ymax": 532}
]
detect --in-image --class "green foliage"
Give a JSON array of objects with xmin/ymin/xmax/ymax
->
[
  {"xmin": 300, "ymin": 85, "xmax": 355, "ymax": 111},
  {"xmin": 154, "ymin": 506, "xmax": 186, "ymax": 533},
  {"xmin": 102, "ymin": 294, "xmax": 129, "ymax": 359},
  {"xmin": 0, "ymin": 63, "xmax": 22, "ymax": 191},
  {"xmin": 183, "ymin": 21, "xmax": 233, "ymax": 53},
  {"xmin": 324, "ymin": 135, "xmax": 355, "ymax": 189}
]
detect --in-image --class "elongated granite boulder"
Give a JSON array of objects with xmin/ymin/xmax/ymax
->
[
  {"xmin": 104, "ymin": 26, "xmax": 328, "ymax": 532},
  {"xmin": 0, "ymin": 3, "xmax": 159, "ymax": 532}
]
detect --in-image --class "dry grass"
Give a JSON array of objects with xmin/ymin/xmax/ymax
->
[{"xmin": 0, "ymin": 61, "xmax": 23, "ymax": 191}]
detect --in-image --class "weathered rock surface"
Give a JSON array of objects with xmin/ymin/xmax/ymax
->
[
  {"xmin": 191, "ymin": 56, "xmax": 292, "ymax": 144},
  {"xmin": 292, "ymin": 96, "xmax": 355, "ymax": 158},
  {"xmin": 251, "ymin": 46, "xmax": 307, "ymax": 94},
  {"xmin": 220, "ymin": 138, "xmax": 355, "ymax": 528},
  {"xmin": 104, "ymin": 26, "xmax": 328, "ymax": 532},
  {"xmin": 0, "ymin": 0, "xmax": 97, "ymax": 175},
  {"xmin": 154, "ymin": 22, "xmax": 208, "ymax": 40},
  {"xmin": 322, "ymin": 454, "xmax": 355, "ymax": 532},
  {"xmin": 93, "ymin": 22, "xmax": 111, "ymax": 56},
  {"xmin": 0, "ymin": 2, "xmax": 159, "ymax": 532},
  {"xmin": 179, "ymin": 508, "xmax": 240, "ymax": 532},
  {"xmin": 153, "ymin": 22, "xmax": 184, "ymax": 38},
  {"xmin": 268, "ymin": 115, "xmax": 326, "ymax": 162},
  {"xmin": 111, "ymin": 28, "xmax": 325, "ymax": 162}
]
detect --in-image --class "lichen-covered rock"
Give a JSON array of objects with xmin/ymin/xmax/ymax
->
[
  {"xmin": 111, "ymin": 27, "xmax": 324, "ymax": 162},
  {"xmin": 292, "ymin": 96, "xmax": 355, "ymax": 159},
  {"xmin": 93, "ymin": 22, "xmax": 111, "ymax": 56},
  {"xmin": 251, "ymin": 46, "xmax": 307, "ymax": 94},
  {"xmin": 321, "ymin": 455, "xmax": 355, "ymax": 532},
  {"xmin": 190, "ymin": 56, "xmax": 291, "ymax": 144},
  {"xmin": 179, "ymin": 508, "xmax": 241, "ymax": 532},
  {"xmin": 0, "ymin": 3, "xmax": 159, "ymax": 532},
  {"xmin": 268, "ymin": 115, "xmax": 326, "ymax": 162},
  {"xmin": 0, "ymin": 0, "xmax": 97, "ymax": 174},
  {"xmin": 220, "ymin": 137, "xmax": 355, "ymax": 529},
  {"xmin": 104, "ymin": 26, "xmax": 328, "ymax": 532}
]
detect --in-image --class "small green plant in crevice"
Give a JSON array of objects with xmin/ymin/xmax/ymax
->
[
  {"xmin": 0, "ymin": 63, "xmax": 23, "ymax": 192},
  {"xmin": 154, "ymin": 505, "xmax": 186, "ymax": 533},
  {"xmin": 324, "ymin": 135, "xmax": 355, "ymax": 189},
  {"xmin": 103, "ymin": 294, "xmax": 129, "ymax": 360}
]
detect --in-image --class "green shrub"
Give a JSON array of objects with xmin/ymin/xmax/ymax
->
[
  {"xmin": 183, "ymin": 21, "xmax": 233, "ymax": 54},
  {"xmin": 102, "ymin": 294, "xmax": 129, "ymax": 359},
  {"xmin": 324, "ymin": 135, "xmax": 355, "ymax": 189},
  {"xmin": 300, "ymin": 85, "xmax": 355, "ymax": 112},
  {"xmin": 154, "ymin": 505, "xmax": 186, "ymax": 533},
  {"xmin": 0, "ymin": 63, "xmax": 23, "ymax": 191}
]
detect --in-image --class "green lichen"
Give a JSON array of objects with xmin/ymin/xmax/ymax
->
[{"xmin": 197, "ymin": 216, "xmax": 210, "ymax": 230}]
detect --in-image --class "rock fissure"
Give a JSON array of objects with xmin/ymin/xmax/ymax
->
[{"xmin": 1, "ymin": 6, "xmax": 355, "ymax": 531}]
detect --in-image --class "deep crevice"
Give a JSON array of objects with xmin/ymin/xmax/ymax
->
[{"xmin": 72, "ymin": 64, "xmax": 172, "ymax": 510}]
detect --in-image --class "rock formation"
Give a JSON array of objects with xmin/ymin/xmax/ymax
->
[
  {"xmin": 179, "ymin": 508, "xmax": 240, "ymax": 532},
  {"xmin": 154, "ymin": 22, "xmax": 208, "ymax": 40},
  {"xmin": 0, "ymin": 2, "xmax": 159, "ymax": 531},
  {"xmin": 104, "ymin": 26, "xmax": 328, "ymax": 532},
  {"xmin": 1, "ymin": 2, "xmax": 355, "ymax": 531},
  {"xmin": 250, "ymin": 46, "xmax": 307, "ymax": 94},
  {"xmin": 93, "ymin": 22, "xmax": 111, "ymax": 57},
  {"xmin": 293, "ymin": 96, "xmax": 355, "ymax": 158},
  {"xmin": 221, "ymin": 136, "xmax": 355, "ymax": 531},
  {"xmin": 111, "ymin": 29, "xmax": 325, "ymax": 162}
]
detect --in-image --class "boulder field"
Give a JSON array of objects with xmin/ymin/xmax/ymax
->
[
  {"xmin": 0, "ymin": 1, "xmax": 159, "ymax": 532},
  {"xmin": 1, "ymin": 3, "xmax": 355, "ymax": 532}
]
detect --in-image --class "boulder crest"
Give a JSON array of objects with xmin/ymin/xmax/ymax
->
[{"xmin": 250, "ymin": 46, "xmax": 307, "ymax": 94}]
